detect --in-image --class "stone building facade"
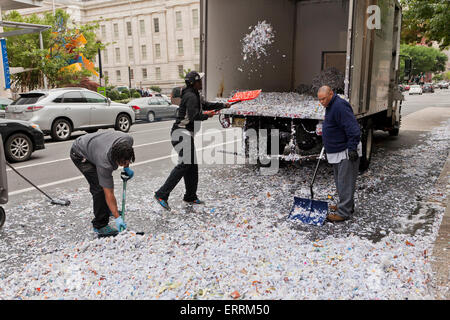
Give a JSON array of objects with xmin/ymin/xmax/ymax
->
[{"xmin": 17, "ymin": 0, "xmax": 201, "ymax": 93}]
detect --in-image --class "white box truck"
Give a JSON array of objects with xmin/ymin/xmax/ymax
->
[{"xmin": 200, "ymin": 0, "xmax": 408, "ymax": 170}]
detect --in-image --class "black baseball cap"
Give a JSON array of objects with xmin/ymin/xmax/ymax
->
[{"xmin": 185, "ymin": 71, "xmax": 205, "ymax": 86}]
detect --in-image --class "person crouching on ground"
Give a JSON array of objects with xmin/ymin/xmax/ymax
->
[
  {"xmin": 318, "ymin": 86, "xmax": 362, "ymax": 222},
  {"xmin": 70, "ymin": 131, "xmax": 135, "ymax": 237},
  {"xmin": 154, "ymin": 71, "xmax": 230, "ymax": 210}
]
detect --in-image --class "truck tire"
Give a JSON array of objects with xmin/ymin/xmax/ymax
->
[
  {"xmin": 0, "ymin": 207, "xmax": 5, "ymax": 228},
  {"xmin": 360, "ymin": 119, "xmax": 374, "ymax": 172}
]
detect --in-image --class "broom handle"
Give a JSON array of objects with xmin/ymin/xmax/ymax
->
[{"xmin": 309, "ymin": 148, "xmax": 325, "ymax": 200}]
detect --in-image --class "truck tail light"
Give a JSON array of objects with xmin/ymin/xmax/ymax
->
[{"xmin": 26, "ymin": 106, "xmax": 45, "ymax": 112}]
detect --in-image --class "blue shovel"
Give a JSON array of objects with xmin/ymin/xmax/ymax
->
[
  {"xmin": 118, "ymin": 171, "xmax": 144, "ymax": 235},
  {"xmin": 289, "ymin": 147, "xmax": 329, "ymax": 226}
]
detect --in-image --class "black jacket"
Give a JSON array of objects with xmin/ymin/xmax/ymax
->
[{"xmin": 174, "ymin": 86, "xmax": 226, "ymax": 132}]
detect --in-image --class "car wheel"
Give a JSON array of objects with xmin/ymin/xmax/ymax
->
[
  {"xmin": 0, "ymin": 207, "xmax": 5, "ymax": 229},
  {"xmin": 5, "ymin": 133, "xmax": 33, "ymax": 162},
  {"xmin": 115, "ymin": 114, "xmax": 131, "ymax": 133},
  {"xmin": 147, "ymin": 111, "xmax": 156, "ymax": 122},
  {"xmin": 51, "ymin": 119, "xmax": 72, "ymax": 141}
]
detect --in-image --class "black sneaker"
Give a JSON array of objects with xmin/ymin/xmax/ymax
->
[
  {"xmin": 184, "ymin": 199, "xmax": 206, "ymax": 205},
  {"xmin": 154, "ymin": 195, "xmax": 171, "ymax": 211}
]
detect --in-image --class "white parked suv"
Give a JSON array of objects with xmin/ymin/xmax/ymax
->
[{"xmin": 5, "ymin": 88, "xmax": 135, "ymax": 141}]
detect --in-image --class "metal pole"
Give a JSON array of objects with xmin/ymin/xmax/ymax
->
[
  {"xmin": 98, "ymin": 47, "xmax": 103, "ymax": 87},
  {"xmin": 39, "ymin": 32, "xmax": 48, "ymax": 90},
  {"xmin": 128, "ymin": 65, "xmax": 131, "ymax": 88}
]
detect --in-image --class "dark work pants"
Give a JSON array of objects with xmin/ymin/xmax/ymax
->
[
  {"xmin": 332, "ymin": 158, "xmax": 360, "ymax": 219},
  {"xmin": 155, "ymin": 128, "xmax": 198, "ymax": 202},
  {"xmin": 70, "ymin": 148, "xmax": 111, "ymax": 229}
]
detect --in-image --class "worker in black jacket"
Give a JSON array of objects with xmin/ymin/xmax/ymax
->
[{"xmin": 154, "ymin": 71, "xmax": 230, "ymax": 210}]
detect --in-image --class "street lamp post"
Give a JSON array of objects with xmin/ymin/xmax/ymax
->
[{"xmin": 128, "ymin": 65, "xmax": 131, "ymax": 89}]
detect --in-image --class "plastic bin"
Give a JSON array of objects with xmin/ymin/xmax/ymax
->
[{"xmin": 0, "ymin": 134, "xmax": 8, "ymax": 228}]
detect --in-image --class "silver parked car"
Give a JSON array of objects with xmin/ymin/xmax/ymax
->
[
  {"xmin": 128, "ymin": 96, "xmax": 179, "ymax": 122},
  {"xmin": 5, "ymin": 88, "xmax": 135, "ymax": 141}
]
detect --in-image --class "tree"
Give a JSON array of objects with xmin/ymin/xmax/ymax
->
[
  {"xmin": 2, "ymin": 9, "xmax": 105, "ymax": 90},
  {"xmin": 400, "ymin": 44, "xmax": 448, "ymax": 80},
  {"xmin": 400, "ymin": 0, "xmax": 450, "ymax": 49}
]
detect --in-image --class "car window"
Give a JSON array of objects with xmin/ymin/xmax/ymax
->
[
  {"xmin": 149, "ymin": 98, "xmax": 158, "ymax": 105},
  {"xmin": 158, "ymin": 98, "xmax": 169, "ymax": 105},
  {"xmin": 53, "ymin": 94, "xmax": 64, "ymax": 103},
  {"xmin": 62, "ymin": 91, "xmax": 86, "ymax": 103},
  {"xmin": 83, "ymin": 91, "xmax": 107, "ymax": 103},
  {"xmin": 11, "ymin": 94, "xmax": 46, "ymax": 105}
]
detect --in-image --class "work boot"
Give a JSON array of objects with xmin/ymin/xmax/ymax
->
[
  {"xmin": 326, "ymin": 213, "xmax": 346, "ymax": 222},
  {"xmin": 184, "ymin": 198, "xmax": 205, "ymax": 205},
  {"xmin": 93, "ymin": 225, "xmax": 119, "ymax": 237},
  {"xmin": 154, "ymin": 195, "xmax": 171, "ymax": 211}
]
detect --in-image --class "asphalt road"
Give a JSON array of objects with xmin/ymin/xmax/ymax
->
[{"xmin": 5, "ymin": 89, "xmax": 450, "ymax": 200}]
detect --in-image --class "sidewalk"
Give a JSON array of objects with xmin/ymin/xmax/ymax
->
[{"xmin": 430, "ymin": 155, "xmax": 450, "ymax": 299}]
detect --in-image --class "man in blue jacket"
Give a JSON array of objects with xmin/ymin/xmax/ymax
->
[{"xmin": 318, "ymin": 86, "xmax": 362, "ymax": 222}]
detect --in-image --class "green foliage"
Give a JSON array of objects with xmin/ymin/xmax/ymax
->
[
  {"xmin": 400, "ymin": 44, "xmax": 448, "ymax": 78},
  {"xmin": 443, "ymin": 71, "xmax": 450, "ymax": 81},
  {"xmin": 2, "ymin": 9, "xmax": 105, "ymax": 90},
  {"xmin": 119, "ymin": 93, "xmax": 129, "ymax": 100},
  {"xmin": 432, "ymin": 73, "xmax": 444, "ymax": 81},
  {"xmin": 400, "ymin": 0, "xmax": 450, "ymax": 49},
  {"xmin": 106, "ymin": 89, "xmax": 120, "ymax": 101},
  {"xmin": 132, "ymin": 92, "xmax": 141, "ymax": 98},
  {"xmin": 149, "ymin": 86, "xmax": 162, "ymax": 93}
]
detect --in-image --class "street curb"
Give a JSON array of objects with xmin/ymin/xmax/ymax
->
[{"xmin": 430, "ymin": 154, "xmax": 450, "ymax": 300}]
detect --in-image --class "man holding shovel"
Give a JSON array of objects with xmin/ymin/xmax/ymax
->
[
  {"xmin": 154, "ymin": 71, "xmax": 230, "ymax": 210},
  {"xmin": 70, "ymin": 131, "xmax": 135, "ymax": 237},
  {"xmin": 318, "ymin": 86, "xmax": 362, "ymax": 222}
]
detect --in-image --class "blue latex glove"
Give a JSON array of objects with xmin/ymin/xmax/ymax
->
[
  {"xmin": 123, "ymin": 167, "xmax": 134, "ymax": 179},
  {"xmin": 115, "ymin": 216, "xmax": 127, "ymax": 232}
]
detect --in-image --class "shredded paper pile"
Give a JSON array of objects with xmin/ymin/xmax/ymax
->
[
  {"xmin": 220, "ymin": 92, "xmax": 325, "ymax": 119},
  {"xmin": 0, "ymin": 120, "xmax": 448, "ymax": 300}
]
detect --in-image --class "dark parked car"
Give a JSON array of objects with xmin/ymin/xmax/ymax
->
[
  {"xmin": 0, "ymin": 119, "xmax": 45, "ymax": 162},
  {"xmin": 422, "ymin": 84, "xmax": 434, "ymax": 93}
]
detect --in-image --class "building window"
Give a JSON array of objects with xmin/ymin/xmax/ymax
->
[
  {"xmin": 115, "ymin": 48, "xmax": 121, "ymax": 62},
  {"xmin": 139, "ymin": 20, "xmax": 145, "ymax": 35},
  {"xmin": 155, "ymin": 43, "xmax": 161, "ymax": 58},
  {"xmin": 141, "ymin": 45, "xmax": 147, "ymax": 60},
  {"xmin": 116, "ymin": 70, "xmax": 121, "ymax": 81},
  {"xmin": 130, "ymin": 68, "xmax": 134, "ymax": 80},
  {"xmin": 126, "ymin": 21, "xmax": 132, "ymax": 36},
  {"xmin": 113, "ymin": 23, "xmax": 119, "ymax": 39},
  {"xmin": 194, "ymin": 37, "xmax": 200, "ymax": 54},
  {"xmin": 154, "ymin": 18, "xmax": 159, "ymax": 33},
  {"xmin": 175, "ymin": 11, "xmax": 182, "ymax": 29},
  {"xmin": 194, "ymin": 64, "xmax": 200, "ymax": 71},
  {"xmin": 178, "ymin": 65, "xmax": 184, "ymax": 77},
  {"xmin": 192, "ymin": 9, "xmax": 199, "ymax": 27},
  {"xmin": 128, "ymin": 46, "xmax": 134, "ymax": 61},
  {"xmin": 101, "ymin": 25, "xmax": 106, "ymax": 38},
  {"xmin": 142, "ymin": 68, "xmax": 148, "ymax": 79},
  {"xmin": 177, "ymin": 39, "xmax": 184, "ymax": 55},
  {"xmin": 155, "ymin": 67, "xmax": 161, "ymax": 80},
  {"xmin": 103, "ymin": 50, "xmax": 108, "ymax": 64}
]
